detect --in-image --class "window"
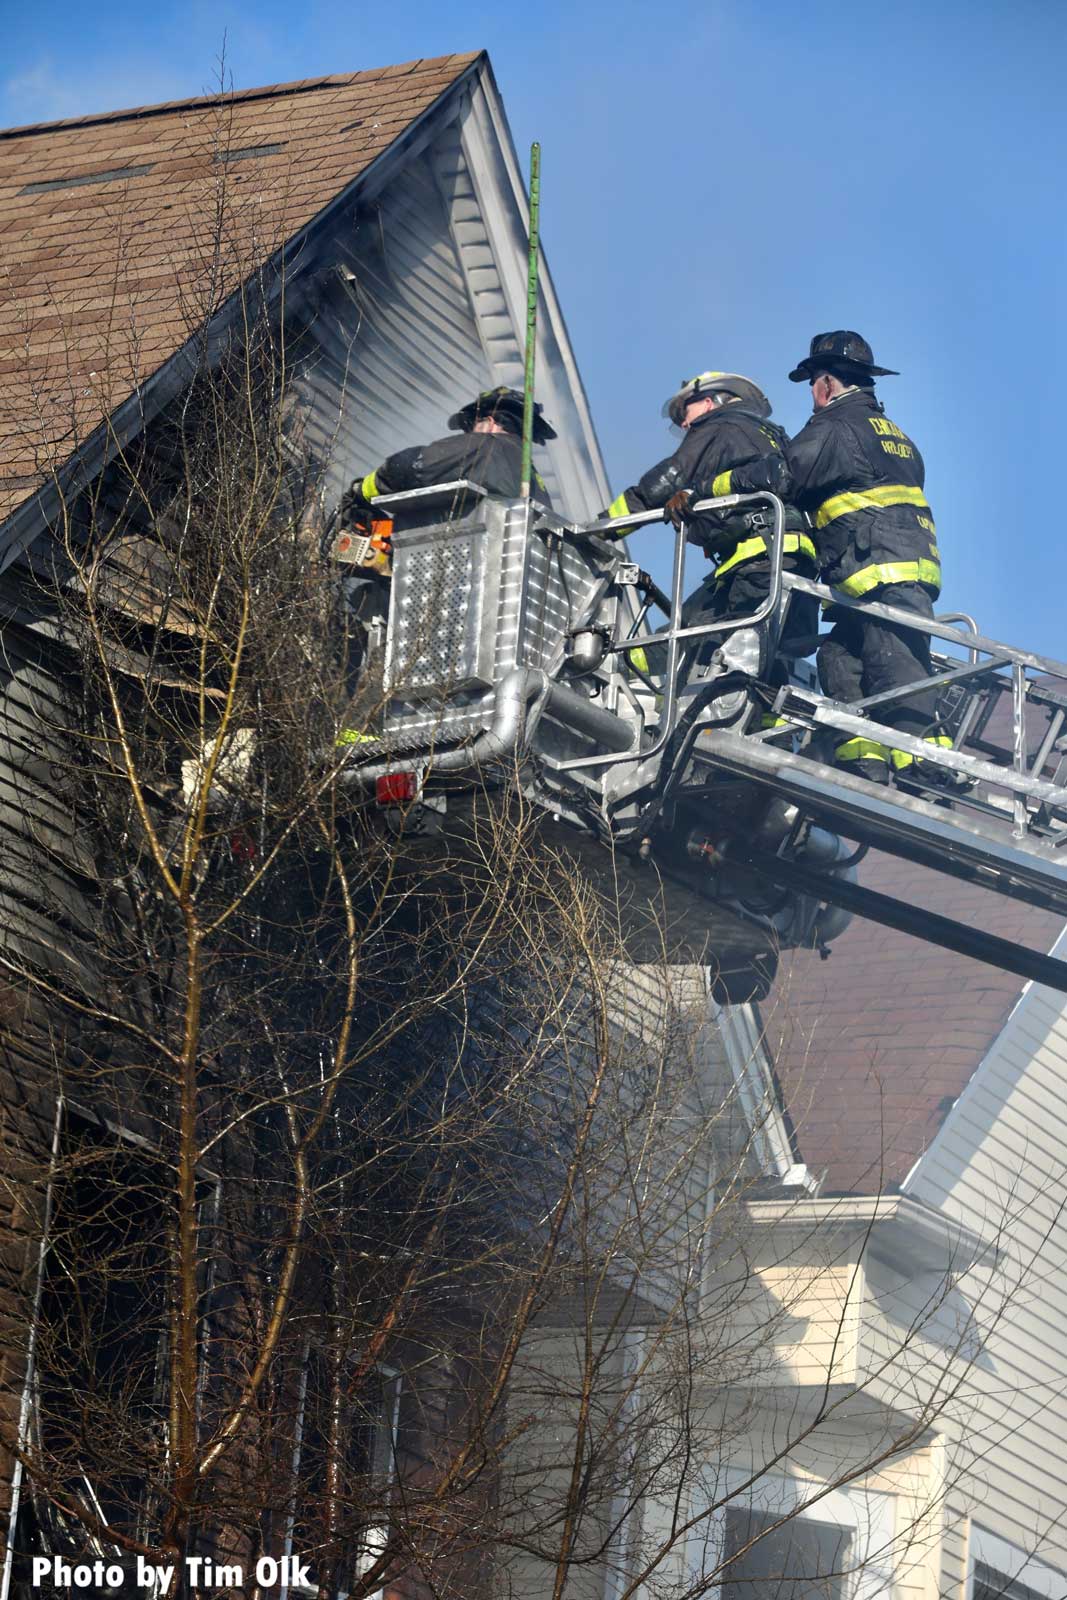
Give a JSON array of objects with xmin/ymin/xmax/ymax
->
[
  {"xmin": 969, "ymin": 1528, "xmax": 1066, "ymax": 1600},
  {"xmin": 686, "ymin": 1476, "xmax": 893, "ymax": 1600},
  {"xmin": 722, "ymin": 1507, "xmax": 855, "ymax": 1600},
  {"xmin": 973, "ymin": 1565, "xmax": 1045, "ymax": 1600}
]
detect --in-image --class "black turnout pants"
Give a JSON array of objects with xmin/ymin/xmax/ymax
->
[
  {"xmin": 685, "ymin": 560, "xmax": 819, "ymax": 682},
  {"xmin": 816, "ymin": 582, "xmax": 938, "ymax": 738}
]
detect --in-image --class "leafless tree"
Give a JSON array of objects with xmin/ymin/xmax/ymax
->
[{"xmin": 0, "ymin": 114, "xmax": 1058, "ymax": 1600}]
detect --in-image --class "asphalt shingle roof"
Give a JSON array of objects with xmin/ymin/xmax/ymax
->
[
  {"xmin": 0, "ymin": 54, "xmax": 480, "ymax": 524},
  {"xmin": 767, "ymin": 852, "xmax": 1064, "ymax": 1195},
  {"xmin": 767, "ymin": 681, "xmax": 1067, "ymax": 1195}
]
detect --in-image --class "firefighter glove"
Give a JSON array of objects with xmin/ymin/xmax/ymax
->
[{"xmin": 665, "ymin": 489, "xmax": 695, "ymax": 530}]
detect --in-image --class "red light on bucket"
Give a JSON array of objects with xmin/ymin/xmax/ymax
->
[{"xmin": 375, "ymin": 772, "xmax": 418, "ymax": 805}]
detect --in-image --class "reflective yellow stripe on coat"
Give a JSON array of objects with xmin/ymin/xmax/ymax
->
[
  {"xmin": 836, "ymin": 558, "xmax": 942, "ymax": 597},
  {"xmin": 835, "ymin": 737, "xmax": 889, "ymax": 765},
  {"xmin": 605, "ymin": 491, "xmax": 636, "ymax": 538},
  {"xmin": 715, "ymin": 532, "xmax": 817, "ymax": 584},
  {"xmin": 814, "ymin": 483, "xmax": 931, "ymax": 530},
  {"xmin": 890, "ymin": 734, "xmax": 954, "ymax": 770},
  {"xmin": 361, "ymin": 468, "xmax": 380, "ymax": 499}
]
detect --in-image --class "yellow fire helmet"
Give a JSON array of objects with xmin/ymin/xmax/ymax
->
[{"xmin": 662, "ymin": 371, "xmax": 771, "ymax": 428}]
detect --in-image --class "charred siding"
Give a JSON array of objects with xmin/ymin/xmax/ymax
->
[
  {"xmin": 0, "ymin": 602, "xmax": 101, "ymax": 1010},
  {"xmin": 288, "ymin": 128, "xmax": 563, "ymax": 516}
]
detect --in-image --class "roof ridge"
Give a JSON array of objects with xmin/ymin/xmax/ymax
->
[{"xmin": 0, "ymin": 52, "xmax": 482, "ymax": 142}]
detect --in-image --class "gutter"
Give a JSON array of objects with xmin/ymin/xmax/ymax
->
[{"xmin": 743, "ymin": 1192, "xmax": 995, "ymax": 1274}]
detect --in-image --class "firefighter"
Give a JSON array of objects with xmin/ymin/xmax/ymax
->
[
  {"xmin": 334, "ymin": 388, "xmax": 556, "ymax": 739},
  {"xmin": 783, "ymin": 331, "xmax": 956, "ymax": 788},
  {"xmin": 344, "ymin": 386, "xmax": 555, "ymax": 517},
  {"xmin": 609, "ymin": 372, "xmax": 817, "ymax": 677}
]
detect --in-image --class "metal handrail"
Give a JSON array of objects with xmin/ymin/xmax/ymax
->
[
  {"xmin": 545, "ymin": 492, "xmax": 786, "ymax": 775},
  {"xmin": 778, "ymin": 574, "xmax": 1067, "ymax": 801},
  {"xmin": 785, "ymin": 573, "xmax": 1067, "ymax": 678},
  {"xmin": 364, "ymin": 485, "xmax": 1067, "ymax": 851},
  {"xmin": 554, "ymin": 508, "xmax": 1067, "ymax": 845}
]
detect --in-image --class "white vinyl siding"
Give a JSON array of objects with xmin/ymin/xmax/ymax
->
[
  {"xmin": 903, "ymin": 931, "xmax": 1067, "ymax": 1589},
  {"xmin": 288, "ymin": 94, "xmax": 609, "ymax": 525}
]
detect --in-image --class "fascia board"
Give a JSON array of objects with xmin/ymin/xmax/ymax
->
[
  {"xmin": 715, "ymin": 999, "xmax": 815, "ymax": 1187},
  {"xmin": 0, "ymin": 57, "xmax": 486, "ymax": 577},
  {"xmin": 744, "ymin": 1193, "xmax": 993, "ymax": 1273},
  {"xmin": 458, "ymin": 60, "xmax": 611, "ymax": 518}
]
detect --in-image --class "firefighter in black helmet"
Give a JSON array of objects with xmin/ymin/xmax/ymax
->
[
  {"xmin": 335, "ymin": 388, "xmax": 556, "ymax": 739},
  {"xmin": 783, "ymin": 331, "xmax": 957, "ymax": 787},
  {"xmin": 344, "ymin": 386, "xmax": 555, "ymax": 514},
  {"xmin": 604, "ymin": 371, "xmax": 818, "ymax": 673}
]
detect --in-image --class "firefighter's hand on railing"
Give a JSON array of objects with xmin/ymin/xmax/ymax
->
[{"xmin": 664, "ymin": 489, "xmax": 695, "ymax": 530}]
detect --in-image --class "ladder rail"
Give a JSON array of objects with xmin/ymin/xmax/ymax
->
[
  {"xmin": 783, "ymin": 569, "xmax": 1067, "ymax": 678},
  {"xmin": 838, "ymin": 653, "xmax": 1013, "ymax": 718},
  {"xmin": 557, "ymin": 511, "xmax": 1067, "ymax": 845},
  {"xmin": 775, "ymin": 575, "xmax": 1067, "ymax": 827},
  {"xmin": 586, "ymin": 499, "xmax": 1067, "ymax": 681},
  {"xmin": 760, "ymin": 687, "xmax": 1067, "ymax": 809},
  {"xmin": 693, "ymin": 729, "xmax": 1067, "ymax": 911}
]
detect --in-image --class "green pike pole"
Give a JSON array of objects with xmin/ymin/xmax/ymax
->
[{"xmin": 520, "ymin": 141, "xmax": 541, "ymax": 500}]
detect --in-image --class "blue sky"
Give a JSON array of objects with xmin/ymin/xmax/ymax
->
[{"xmin": 3, "ymin": 0, "xmax": 1065, "ymax": 656}]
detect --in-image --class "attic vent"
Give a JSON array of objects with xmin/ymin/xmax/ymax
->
[
  {"xmin": 215, "ymin": 143, "xmax": 287, "ymax": 164},
  {"xmin": 19, "ymin": 164, "xmax": 154, "ymax": 195}
]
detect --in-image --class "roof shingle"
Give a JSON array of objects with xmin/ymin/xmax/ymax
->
[
  {"xmin": 767, "ymin": 853, "xmax": 1064, "ymax": 1195},
  {"xmin": 0, "ymin": 53, "xmax": 481, "ymax": 524}
]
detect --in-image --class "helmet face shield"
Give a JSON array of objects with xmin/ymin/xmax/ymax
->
[
  {"xmin": 664, "ymin": 378, "xmax": 700, "ymax": 429},
  {"xmin": 661, "ymin": 371, "xmax": 771, "ymax": 427}
]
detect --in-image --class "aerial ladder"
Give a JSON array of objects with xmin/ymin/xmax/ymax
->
[{"xmin": 333, "ymin": 483, "xmax": 1067, "ymax": 1002}]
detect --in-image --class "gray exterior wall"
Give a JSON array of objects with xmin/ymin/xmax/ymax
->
[
  {"xmin": 903, "ymin": 947, "xmax": 1067, "ymax": 1596},
  {"xmin": 288, "ymin": 95, "xmax": 609, "ymax": 523},
  {"xmin": 0, "ymin": 59, "xmax": 615, "ymax": 1090}
]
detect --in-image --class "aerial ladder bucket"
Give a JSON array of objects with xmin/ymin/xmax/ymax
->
[{"xmin": 332, "ymin": 484, "xmax": 1067, "ymax": 997}]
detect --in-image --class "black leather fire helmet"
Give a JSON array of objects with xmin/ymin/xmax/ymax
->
[
  {"xmin": 788, "ymin": 331, "xmax": 899, "ymax": 384},
  {"xmin": 448, "ymin": 386, "xmax": 557, "ymax": 442}
]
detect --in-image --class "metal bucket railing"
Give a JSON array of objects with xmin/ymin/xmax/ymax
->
[{"xmin": 569, "ymin": 498, "xmax": 1067, "ymax": 846}]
